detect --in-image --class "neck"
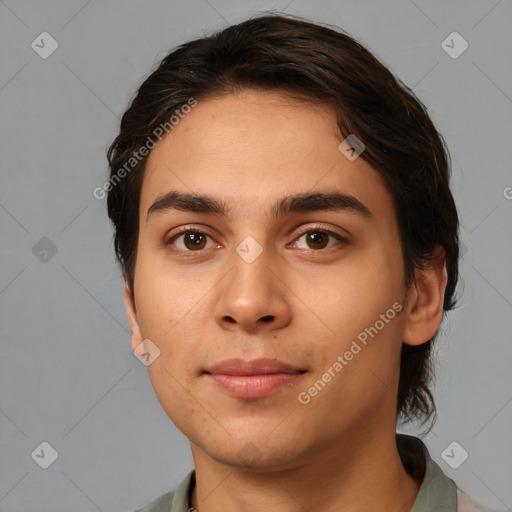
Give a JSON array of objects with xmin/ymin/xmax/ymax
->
[{"xmin": 189, "ymin": 431, "xmax": 420, "ymax": 512}]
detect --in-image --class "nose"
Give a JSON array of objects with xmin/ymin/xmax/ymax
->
[{"xmin": 213, "ymin": 248, "xmax": 292, "ymax": 335}]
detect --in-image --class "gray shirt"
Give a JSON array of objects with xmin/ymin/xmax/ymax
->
[{"xmin": 134, "ymin": 435, "xmax": 478, "ymax": 512}]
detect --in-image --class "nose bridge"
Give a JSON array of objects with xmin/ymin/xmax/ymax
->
[
  {"xmin": 229, "ymin": 241, "xmax": 276, "ymax": 308},
  {"xmin": 213, "ymin": 238, "xmax": 291, "ymax": 332}
]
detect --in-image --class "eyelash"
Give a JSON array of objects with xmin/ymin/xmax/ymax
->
[{"xmin": 165, "ymin": 223, "xmax": 349, "ymax": 256}]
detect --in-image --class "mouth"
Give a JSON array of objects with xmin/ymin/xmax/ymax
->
[{"xmin": 203, "ymin": 358, "xmax": 307, "ymax": 399}]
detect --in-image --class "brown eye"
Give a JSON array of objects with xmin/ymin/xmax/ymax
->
[
  {"xmin": 183, "ymin": 232, "xmax": 207, "ymax": 250},
  {"xmin": 292, "ymin": 229, "xmax": 346, "ymax": 251},
  {"xmin": 305, "ymin": 231, "xmax": 329, "ymax": 249},
  {"xmin": 168, "ymin": 230, "xmax": 215, "ymax": 251}
]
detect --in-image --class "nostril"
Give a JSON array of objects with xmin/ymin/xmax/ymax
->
[{"xmin": 259, "ymin": 315, "xmax": 274, "ymax": 323}]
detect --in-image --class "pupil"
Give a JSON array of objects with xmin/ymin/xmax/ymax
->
[
  {"xmin": 308, "ymin": 232, "xmax": 328, "ymax": 249},
  {"xmin": 185, "ymin": 233, "xmax": 205, "ymax": 249}
]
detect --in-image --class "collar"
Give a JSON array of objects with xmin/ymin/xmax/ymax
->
[
  {"xmin": 143, "ymin": 435, "xmax": 457, "ymax": 511},
  {"xmin": 397, "ymin": 434, "xmax": 457, "ymax": 511}
]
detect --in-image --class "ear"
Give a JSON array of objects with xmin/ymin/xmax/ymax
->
[
  {"xmin": 402, "ymin": 246, "xmax": 448, "ymax": 346},
  {"xmin": 124, "ymin": 280, "xmax": 144, "ymax": 352}
]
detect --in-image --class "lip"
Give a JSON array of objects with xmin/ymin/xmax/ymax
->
[
  {"xmin": 204, "ymin": 358, "xmax": 306, "ymax": 399},
  {"xmin": 205, "ymin": 357, "xmax": 304, "ymax": 375}
]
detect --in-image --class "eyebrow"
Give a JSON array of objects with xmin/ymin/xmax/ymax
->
[{"xmin": 146, "ymin": 189, "xmax": 372, "ymax": 223}]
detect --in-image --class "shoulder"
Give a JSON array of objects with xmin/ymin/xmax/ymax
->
[
  {"xmin": 457, "ymin": 489, "xmax": 496, "ymax": 512},
  {"xmin": 397, "ymin": 434, "xmax": 493, "ymax": 512},
  {"xmin": 132, "ymin": 490, "xmax": 175, "ymax": 512},
  {"xmin": 457, "ymin": 489, "xmax": 480, "ymax": 511},
  {"xmin": 131, "ymin": 469, "xmax": 196, "ymax": 512}
]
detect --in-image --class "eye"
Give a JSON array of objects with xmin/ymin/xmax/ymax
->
[
  {"xmin": 166, "ymin": 229, "xmax": 218, "ymax": 252},
  {"xmin": 165, "ymin": 224, "xmax": 348, "ymax": 254},
  {"xmin": 291, "ymin": 227, "xmax": 347, "ymax": 251}
]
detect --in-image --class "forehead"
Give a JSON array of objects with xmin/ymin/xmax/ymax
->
[{"xmin": 140, "ymin": 90, "xmax": 394, "ymax": 221}]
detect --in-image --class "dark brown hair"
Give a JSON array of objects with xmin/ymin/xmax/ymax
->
[{"xmin": 106, "ymin": 13, "xmax": 459, "ymax": 425}]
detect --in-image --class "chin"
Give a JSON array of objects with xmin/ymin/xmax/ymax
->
[{"xmin": 191, "ymin": 428, "xmax": 309, "ymax": 472}]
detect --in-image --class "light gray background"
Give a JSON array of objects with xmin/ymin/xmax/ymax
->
[{"xmin": 0, "ymin": 1, "xmax": 511, "ymax": 511}]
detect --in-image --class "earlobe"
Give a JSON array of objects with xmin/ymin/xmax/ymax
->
[
  {"xmin": 124, "ymin": 281, "xmax": 143, "ymax": 352},
  {"xmin": 402, "ymin": 248, "xmax": 448, "ymax": 347}
]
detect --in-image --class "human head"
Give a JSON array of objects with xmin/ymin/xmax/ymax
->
[{"xmin": 106, "ymin": 13, "xmax": 459, "ymax": 427}]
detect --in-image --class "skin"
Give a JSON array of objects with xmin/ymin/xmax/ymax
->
[{"xmin": 124, "ymin": 90, "xmax": 447, "ymax": 512}]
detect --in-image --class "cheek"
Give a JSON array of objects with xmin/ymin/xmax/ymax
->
[
  {"xmin": 134, "ymin": 254, "xmax": 196, "ymax": 338},
  {"xmin": 294, "ymin": 251, "xmax": 406, "ymax": 386},
  {"xmin": 303, "ymin": 258, "xmax": 403, "ymax": 334},
  {"xmin": 133, "ymin": 243, "xmax": 222, "ymax": 374},
  {"xmin": 146, "ymin": 362, "xmax": 206, "ymax": 441}
]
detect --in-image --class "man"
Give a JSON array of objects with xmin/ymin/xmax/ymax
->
[{"xmin": 106, "ymin": 13, "xmax": 482, "ymax": 511}]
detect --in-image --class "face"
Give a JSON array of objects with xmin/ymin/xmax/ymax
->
[{"xmin": 125, "ymin": 90, "xmax": 417, "ymax": 471}]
